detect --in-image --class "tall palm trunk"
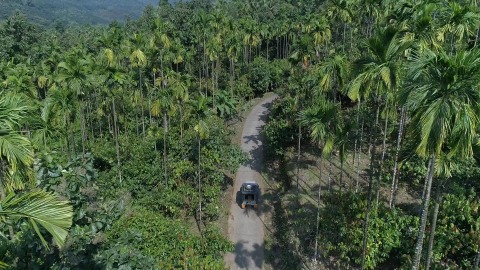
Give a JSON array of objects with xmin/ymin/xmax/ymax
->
[
  {"xmin": 179, "ymin": 103, "xmax": 184, "ymax": 139},
  {"xmin": 376, "ymin": 100, "xmax": 390, "ymax": 205},
  {"xmin": 112, "ymin": 97, "xmax": 122, "ymax": 185},
  {"xmin": 313, "ymin": 156, "xmax": 323, "ymax": 262},
  {"xmin": 197, "ymin": 136, "xmax": 202, "ymax": 233},
  {"xmin": 163, "ymin": 111, "xmax": 168, "ymax": 185},
  {"xmin": 339, "ymin": 148, "xmax": 345, "ymax": 192},
  {"xmin": 212, "ymin": 61, "xmax": 216, "ymax": 108},
  {"xmin": 328, "ymin": 155, "xmax": 333, "ymax": 191},
  {"xmin": 79, "ymin": 101, "xmax": 87, "ymax": 155},
  {"xmin": 64, "ymin": 114, "xmax": 71, "ymax": 160},
  {"xmin": 88, "ymin": 98, "xmax": 95, "ymax": 142},
  {"xmin": 353, "ymin": 100, "xmax": 361, "ymax": 192},
  {"xmin": 389, "ymin": 106, "xmax": 406, "ymax": 208},
  {"xmin": 139, "ymin": 68, "xmax": 145, "ymax": 137},
  {"xmin": 360, "ymin": 104, "xmax": 379, "ymax": 270},
  {"xmin": 425, "ymin": 182, "xmax": 443, "ymax": 270},
  {"xmin": 412, "ymin": 154, "xmax": 436, "ymax": 270},
  {"xmin": 356, "ymin": 118, "xmax": 365, "ymax": 193},
  {"xmin": 296, "ymin": 123, "xmax": 301, "ymax": 193},
  {"xmin": 149, "ymin": 71, "xmax": 155, "ymax": 125}
]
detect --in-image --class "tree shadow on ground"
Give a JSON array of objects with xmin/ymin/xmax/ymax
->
[{"xmin": 233, "ymin": 241, "xmax": 264, "ymax": 269}]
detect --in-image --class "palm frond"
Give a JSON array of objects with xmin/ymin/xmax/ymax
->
[
  {"xmin": 0, "ymin": 190, "xmax": 73, "ymax": 249},
  {"xmin": 0, "ymin": 131, "xmax": 34, "ymax": 175}
]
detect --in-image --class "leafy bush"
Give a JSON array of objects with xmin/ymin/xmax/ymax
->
[
  {"xmin": 319, "ymin": 191, "xmax": 418, "ymax": 269},
  {"xmin": 103, "ymin": 207, "xmax": 231, "ymax": 269},
  {"xmin": 264, "ymin": 96, "xmax": 298, "ymax": 159},
  {"xmin": 430, "ymin": 190, "xmax": 480, "ymax": 269}
]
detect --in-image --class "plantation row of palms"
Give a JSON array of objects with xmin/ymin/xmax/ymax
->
[
  {"xmin": 263, "ymin": 0, "xmax": 480, "ymax": 269},
  {"xmin": 1, "ymin": 0, "xmax": 480, "ymax": 268}
]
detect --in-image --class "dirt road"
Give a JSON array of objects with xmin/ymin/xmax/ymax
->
[{"xmin": 225, "ymin": 95, "xmax": 278, "ymax": 270}]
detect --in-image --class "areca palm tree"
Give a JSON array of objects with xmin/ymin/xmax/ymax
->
[
  {"xmin": 401, "ymin": 48, "xmax": 480, "ymax": 270},
  {"xmin": 0, "ymin": 92, "xmax": 73, "ymax": 256},
  {"xmin": 43, "ymin": 86, "xmax": 76, "ymax": 159},
  {"xmin": 347, "ymin": 26, "xmax": 410, "ymax": 269},
  {"xmin": 299, "ymin": 95, "xmax": 343, "ymax": 262},
  {"xmin": 315, "ymin": 53, "xmax": 349, "ymax": 101},
  {"xmin": 99, "ymin": 48, "xmax": 128, "ymax": 185},
  {"xmin": 0, "ymin": 92, "xmax": 34, "ymax": 195},
  {"xmin": 193, "ymin": 94, "xmax": 210, "ymax": 233},
  {"xmin": 56, "ymin": 48, "xmax": 93, "ymax": 155},
  {"xmin": 436, "ymin": 1, "xmax": 479, "ymax": 50},
  {"xmin": 0, "ymin": 190, "xmax": 73, "ymax": 248},
  {"xmin": 128, "ymin": 33, "xmax": 148, "ymax": 137},
  {"xmin": 391, "ymin": 0, "xmax": 440, "ymax": 51}
]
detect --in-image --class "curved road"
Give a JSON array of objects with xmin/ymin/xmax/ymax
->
[{"xmin": 225, "ymin": 95, "xmax": 278, "ymax": 270}]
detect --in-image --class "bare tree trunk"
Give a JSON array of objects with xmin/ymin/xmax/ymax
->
[
  {"xmin": 296, "ymin": 123, "xmax": 301, "ymax": 193},
  {"xmin": 163, "ymin": 111, "xmax": 168, "ymax": 185},
  {"xmin": 266, "ymin": 41, "xmax": 269, "ymax": 61},
  {"xmin": 425, "ymin": 182, "xmax": 443, "ymax": 270},
  {"xmin": 376, "ymin": 100, "xmax": 390, "ymax": 205},
  {"xmin": 79, "ymin": 101, "xmax": 87, "ymax": 155},
  {"xmin": 139, "ymin": 68, "xmax": 145, "ymax": 137},
  {"xmin": 112, "ymin": 97, "xmax": 122, "ymax": 186},
  {"xmin": 313, "ymin": 157, "xmax": 323, "ymax": 262},
  {"xmin": 356, "ymin": 118, "xmax": 365, "ymax": 193},
  {"xmin": 389, "ymin": 107, "xmax": 406, "ymax": 208},
  {"xmin": 340, "ymin": 154, "xmax": 344, "ymax": 192},
  {"xmin": 328, "ymin": 156, "xmax": 333, "ymax": 191},
  {"xmin": 360, "ymin": 106, "xmax": 379, "ymax": 270},
  {"xmin": 412, "ymin": 154, "xmax": 436, "ymax": 270},
  {"xmin": 197, "ymin": 136, "xmax": 202, "ymax": 232},
  {"xmin": 352, "ymin": 100, "xmax": 363, "ymax": 192},
  {"xmin": 149, "ymin": 71, "xmax": 154, "ymax": 125}
]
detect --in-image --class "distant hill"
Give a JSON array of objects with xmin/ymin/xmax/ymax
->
[{"xmin": 0, "ymin": 0, "xmax": 177, "ymax": 26}]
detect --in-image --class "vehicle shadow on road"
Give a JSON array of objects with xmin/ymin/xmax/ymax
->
[{"xmin": 234, "ymin": 240, "xmax": 265, "ymax": 269}]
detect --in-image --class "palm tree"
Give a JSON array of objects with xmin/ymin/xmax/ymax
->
[
  {"xmin": 151, "ymin": 72, "xmax": 177, "ymax": 186},
  {"xmin": 128, "ymin": 33, "xmax": 148, "ymax": 137},
  {"xmin": 0, "ymin": 190, "xmax": 73, "ymax": 248},
  {"xmin": 436, "ymin": 1, "xmax": 479, "ymax": 51},
  {"xmin": 0, "ymin": 92, "xmax": 34, "ymax": 195},
  {"xmin": 3, "ymin": 62, "xmax": 37, "ymax": 99},
  {"xmin": 0, "ymin": 91, "xmax": 73, "ymax": 254},
  {"xmin": 193, "ymin": 94, "xmax": 210, "ymax": 233},
  {"xmin": 43, "ymin": 86, "xmax": 76, "ymax": 159},
  {"xmin": 99, "ymin": 48, "xmax": 127, "ymax": 186},
  {"xmin": 56, "ymin": 48, "xmax": 93, "ymax": 155},
  {"xmin": 347, "ymin": 26, "xmax": 410, "ymax": 269},
  {"xmin": 299, "ymin": 95, "xmax": 343, "ymax": 262},
  {"xmin": 401, "ymin": 48, "xmax": 480, "ymax": 270}
]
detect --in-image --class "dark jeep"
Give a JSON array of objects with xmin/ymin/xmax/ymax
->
[{"xmin": 240, "ymin": 181, "xmax": 260, "ymax": 209}]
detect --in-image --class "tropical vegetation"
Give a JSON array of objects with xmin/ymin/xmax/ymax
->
[{"xmin": 1, "ymin": 0, "xmax": 480, "ymax": 269}]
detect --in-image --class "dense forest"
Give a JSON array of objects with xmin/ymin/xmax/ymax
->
[
  {"xmin": 0, "ymin": 0, "xmax": 168, "ymax": 26},
  {"xmin": 1, "ymin": 0, "xmax": 480, "ymax": 269}
]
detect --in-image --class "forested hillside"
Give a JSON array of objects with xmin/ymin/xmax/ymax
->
[
  {"xmin": 1, "ymin": 0, "xmax": 480, "ymax": 269},
  {"xmin": 0, "ymin": 0, "xmax": 172, "ymax": 26}
]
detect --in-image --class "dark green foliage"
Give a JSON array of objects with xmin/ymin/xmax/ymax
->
[
  {"xmin": 319, "ymin": 191, "xmax": 419, "ymax": 269},
  {"xmin": 104, "ymin": 207, "xmax": 231, "ymax": 269},
  {"xmin": 428, "ymin": 190, "xmax": 480, "ymax": 269},
  {"xmin": 0, "ymin": 12, "xmax": 39, "ymax": 59},
  {"xmin": 0, "ymin": 0, "xmax": 164, "ymax": 26},
  {"xmin": 247, "ymin": 57, "xmax": 276, "ymax": 96},
  {"xmin": 264, "ymin": 96, "xmax": 298, "ymax": 158},
  {"xmin": 3, "ymin": 0, "xmax": 480, "ymax": 268}
]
